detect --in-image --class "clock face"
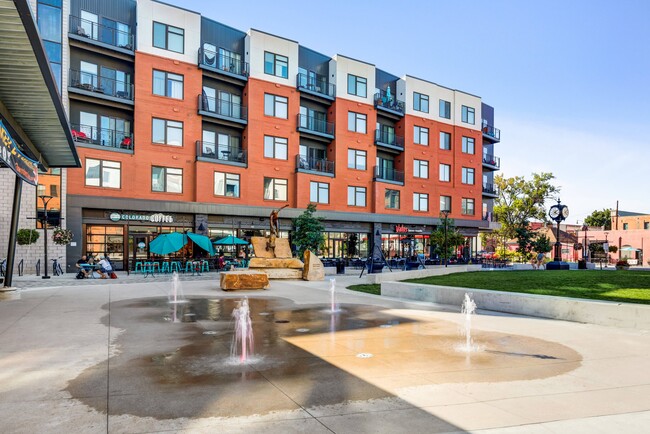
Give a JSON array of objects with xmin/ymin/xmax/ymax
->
[
  {"xmin": 561, "ymin": 205, "xmax": 570, "ymax": 219},
  {"xmin": 549, "ymin": 206, "xmax": 560, "ymax": 219}
]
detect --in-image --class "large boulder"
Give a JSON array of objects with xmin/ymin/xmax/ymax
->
[
  {"xmin": 302, "ymin": 250, "xmax": 325, "ymax": 281},
  {"xmin": 220, "ymin": 270, "xmax": 270, "ymax": 291}
]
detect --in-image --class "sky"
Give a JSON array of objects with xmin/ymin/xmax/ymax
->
[{"xmin": 166, "ymin": 0, "xmax": 650, "ymax": 222}]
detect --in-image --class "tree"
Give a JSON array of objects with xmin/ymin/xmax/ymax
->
[
  {"xmin": 291, "ymin": 204, "xmax": 325, "ymax": 259},
  {"xmin": 531, "ymin": 234, "xmax": 552, "ymax": 254},
  {"xmin": 514, "ymin": 225, "xmax": 536, "ymax": 260},
  {"xmin": 584, "ymin": 208, "xmax": 611, "ymax": 229},
  {"xmin": 430, "ymin": 214, "xmax": 466, "ymax": 262}
]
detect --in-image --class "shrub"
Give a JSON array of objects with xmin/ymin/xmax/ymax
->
[
  {"xmin": 616, "ymin": 259, "xmax": 629, "ymax": 267},
  {"xmin": 16, "ymin": 229, "xmax": 39, "ymax": 245}
]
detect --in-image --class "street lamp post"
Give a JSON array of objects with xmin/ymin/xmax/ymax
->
[
  {"xmin": 442, "ymin": 210, "xmax": 449, "ymax": 268},
  {"xmin": 581, "ymin": 225, "xmax": 588, "ymax": 261},
  {"xmin": 38, "ymin": 195, "xmax": 53, "ymax": 279}
]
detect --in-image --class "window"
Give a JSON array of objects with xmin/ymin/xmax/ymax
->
[
  {"xmin": 153, "ymin": 70, "xmax": 183, "ymax": 99},
  {"xmin": 36, "ymin": 168, "xmax": 61, "ymax": 228},
  {"xmin": 461, "ymin": 105, "xmax": 475, "ymax": 124},
  {"xmin": 348, "ymin": 186, "xmax": 366, "ymax": 207},
  {"xmin": 347, "ymin": 74, "xmax": 367, "ymax": 97},
  {"xmin": 462, "ymin": 136, "xmax": 475, "ymax": 154},
  {"xmin": 310, "ymin": 181, "xmax": 329, "ymax": 204},
  {"xmin": 413, "ymin": 193, "xmax": 429, "ymax": 212},
  {"xmin": 645, "ymin": 222, "xmax": 649, "ymax": 230},
  {"xmin": 264, "ymin": 93, "xmax": 288, "ymax": 118},
  {"xmin": 414, "ymin": 92, "xmax": 429, "ymax": 113},
  {"xmin": 413, "ymin": 159, "xmax": 429, "ymax": 179},
  {"xmin": 439, "ymin": 99, "xmax": 451, "ymax": 119},
  {"xmin": 623, "ymin": 223, "xmax": 628, "ymax": 230},
  {"xmin": 348, "ymin": 149, "xmax": 367, "ymax": 170},
  {"xmin": 348, "ymin": 111, "xmax": 367, "ymax": 133},
  {"xmin": 462, "ymin": 198, "xmax": 475, "ymax": 215},
  {"xmin": 439, "ymin": 163, "xmax": 451, "ymax": 182},
  {"xmin": 264, "ymin": 178, "xmax": 288, "ymax": 201},
  {"xmin": 440, "ymin": 195, "xmax": 451, "ymax": 213},
  {"xmin": 37, "ymin": 1, "xmax": 62, "ymax": 90},
  {"xmin": 264, "ymin": 136, "xmax": 288, "ymax": 159},
  {"xmin": 385, "ymin": 189, "xmax": 400, "ymax": 209},
  {"xmin": 462, "ymin": 167, "xmax": 475, "ymax": 185},
  {"xmin": 414, "ymin": 126, "xmax": 429, "ymax": 145},
  {"xmin": 85, "ymin": 158, "xmax": 120, "ymax": 189},
  {"xmin": 152, "ymin": 118, "xmax": 183, "ymax": 146},
  {"xmin": 152, "ymin": 167, "xmax": 183, "ymax": 193},
  {"xmin": 440, "ymin": 131, "xmax": 451, "ymax": 150},
  {"xmin": 152, "ymin": 22, "xmax": 184, "ymax": 53},
  {"xmin": 264, "ymin": 51, "xmax": 288, "ymax": 78},
  {"xmin": 214, "ymin": 172, "xmax": 240, "ymax": 197}
]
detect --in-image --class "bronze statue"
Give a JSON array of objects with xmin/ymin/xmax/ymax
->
[{"xmin": 267, "ymin": 205, "xmax": 288, "ymax": 251}]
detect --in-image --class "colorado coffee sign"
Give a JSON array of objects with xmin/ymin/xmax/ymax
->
[{"xmin": 109, "ymin": 212, "xmax": 174, "ymax": 223}]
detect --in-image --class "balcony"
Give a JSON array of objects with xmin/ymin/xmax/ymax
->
[
  {"xmin": 482, "ymin": 154, "xmax": 500, "ymax": 170},
  {"xmin": 198, "ymin": 47, "xmax": 248, "ymax": 81},
  {"xmin": 68, "ymin": 69, "xmax": 134, "ymax": 106},
  {"xmin": 198, "ymin": 94, "xmax": 247, "ymax": 126},
  {"xmin": 481, "ymin": 120, "xmax": 501, "ymax": 143},
  {"xmin": 296, "ymin": 155, "xmax": 335, "ymax": 176},
  {"xmin": 374, "ymin": 90, "xmax": 405, "ymax": 117},
  {"xmin": 374, "ymin": 129, "xmax": 404, "ymax": 152},
  {"xmin": 70, "ymin": 124, "xmax": 133, "ymax": 153},
  {"xmin": 196, "ymin": 141, "xmax": 247, "ymax": 166},
  {"xmin": 296, "ymin": 114, "xmax": 334, "ymax": 141},
  {"xmin": 68, "ymin": 15, "xmax": 134, "ymax": 57},
  {"xmin": 374, "ymin": 166, "xmax": 404, "ymax": 185},
  {"xmin": 296, "ymin": 73, "xmax": 335, "ymax": 100},
  {"xmin": 482, "ymin": 182, "xmax": 498, "ymax": 198}
]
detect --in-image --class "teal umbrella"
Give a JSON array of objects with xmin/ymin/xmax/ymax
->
[
  {"xmin": 149, "ymin": 232, "xmax": 187, "ymax": 255},
  {"xmin": 187, "ymin": 232, "xmax": 215, "ymax": 256},
  {"xmin": 214, "ymin": 235, "xmax": 249, "ymax": 245}
]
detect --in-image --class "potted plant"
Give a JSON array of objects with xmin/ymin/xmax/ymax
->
[
  {"xmin": 52, "ymin": 227, "xmax": 74, "ymax": 245},
  {"xmin": 16, "ymin": 228, "xmax": 39, "ymax": 245},
  {"xmin": 615, "ymin": 259, "xmax": 630, "ymax": 270}
]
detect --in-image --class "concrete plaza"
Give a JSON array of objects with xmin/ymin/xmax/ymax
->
[{"xmin": 0, "ymin": 272, "xmax": 649, "ymax": 433}]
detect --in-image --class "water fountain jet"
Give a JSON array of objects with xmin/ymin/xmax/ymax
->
[{"xmin": 231, "ymin": 298, "xmax": 254, "ymax": 363}]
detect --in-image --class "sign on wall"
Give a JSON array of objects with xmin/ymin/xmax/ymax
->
[
  {"xmin": 0, "ymin": 120, "xmax": 38, "ymax": 186},
  {"xmin": 109, "ymin": 212, "xmax": 174, "ymax": 223}
]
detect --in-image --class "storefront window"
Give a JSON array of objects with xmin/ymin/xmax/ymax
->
[
  {"xmin": 36, "ymin": 168, "xmax": 61, "ymax": 228},
  {"xmin": 85, "ymin": 225, "xmax": 124, "ymax": 266}
]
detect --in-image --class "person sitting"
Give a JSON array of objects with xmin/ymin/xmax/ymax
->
[
  {"xmin": 76, "ymin": 255, "xmax": 90, "ymax": 278},
  {"xmin": 87, "ymin": 254, "xmax": 107, "ymax": 279},
  {"xmin": 217, "ymin": 253, "xmax": 226, "ymax": 271},
  {"xmin": 98, "ymin": 256, "xmax": 113, "ymax": 278}
]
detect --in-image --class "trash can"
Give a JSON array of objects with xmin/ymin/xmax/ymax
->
[
  {"xmin": 368, "ymin": 260, "xmax": 383, "ymax": 273},
  {"xmin": 336, "ymin": 259, "xmax": 346, "ymax": 274},
  {"xmin": 578, "ymin": 259, "xmax": 587, "ymax": 269}
]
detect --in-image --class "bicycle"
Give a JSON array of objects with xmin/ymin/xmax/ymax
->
[
  {"xmin": 51, "ymin": 257, "xmax": 64, "ymax": 276},
  {"xmin": 0, "ymin": 258, "xmax": 6, "ymax": 277}
]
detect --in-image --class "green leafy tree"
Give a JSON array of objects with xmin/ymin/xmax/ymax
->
[
  {"xmin": 291, "ymin": 204, "xmax": 325, "ymax": 259},
  {"xmin": 430, "ymin": 214, "xmax": 466, "ymax": 262},
  {"xmin": 514, "ymin": 225, "xmax": 536, "ymax": 260},
  {"xmin": 531, "ymin": 234, "xmax": 552, "ymax": 254},
  {"xmin": 584, "ymin": 208, "xmax": 611, "ymax": 229}
]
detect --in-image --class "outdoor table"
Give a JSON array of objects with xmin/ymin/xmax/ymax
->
[{"xmin": 81, "ymin": 264, "xmax": 101, "ymax": 278}]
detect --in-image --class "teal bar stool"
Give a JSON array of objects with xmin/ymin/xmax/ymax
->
[
  {"xmin": 170, "ymin": 261, "xmax": 181, "ymax": 274},
  {"xmin": 152, "ymin": 262, "xmax": 160, "ymax": 274},
  {"xmin": 143, "ymin": 262, "xmax": 154, "ymax": 278},
  {"xmin": 161, "ymin": 262, "xmax": 170, "ymax": 274},
  {"xmin": 184, "ymin": 261, "xmax": 194, "ymax": 274},
  {"xmin": 134, "ymin": 261, "xmax": 143, "ymax": 274},
  {"xmin": 201, "ymin": 260, "xmax": 209, "ymax": 273}
]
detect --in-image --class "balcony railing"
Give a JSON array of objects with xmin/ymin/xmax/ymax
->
[
  {"xmin": 297, "ymin": 114, "xmax": 334, "ymax": 137},
  {"xmin": 482, "ymin": 154, "xmax": 500, "ymax": 169},
  {"xmin": 198, "ymin": 94, "xmax": 248, "ymax": 122},
  {"xmin": 296, "ymin": 73, "xmax": 336, "ymax": 99},
  {"xmin": 374, "ymin": 90, "xmax": 405, "ymax": 115},
  {"xmin": 70, "ymin": 123, "xmax": 133, "ymax": 150},
  {"xmin": 296, "ymin": 155, "xmax": 335, "ymax": 175},
  {"xmin": 483, "ymin": 211, "xmax": 496, "ymax": 222},
  {"xmin": 198, "ymin": 47, "xmax": 248, "ymax": 78},
  {"xmin": 374, "ymin": 129, "xmax": 404, "ymax": 149},
  {"xmin": 69, "ymin": 69, "xmax": 134, "ymax": 101},
  {"xmin": 69, "ymin": 15, "xmax": 134, "ymax": 51},
  {"xmin": 374, "ymin": 166, "xmax": 404, "ymax": 183},
  {"xmin": 196, "ymin": 141, "xmax": 247, "ymax": 164},
  {"xmin": 483, "ymin": 182, "xmax": 498, "ymax": 196},
  {"xmin": 481, "ymin": 120, "xmax": 501, "ymax": 141}
]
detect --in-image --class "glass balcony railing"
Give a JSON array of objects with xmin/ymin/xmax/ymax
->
[
  {"xmin": 481, "ymin": 120, "xmax": 501, "ymax": 141},
  {"xmin": 375, "ymin": 129, "xmax": 404, "ymax": 149},
  {"xmin": 69, "ymin": 15, "xmax": 134, "ymax": 51},
  {"xmin": 482, "ymin": 182, "xmax": 498, "ymax": 196},
  {"xmin": 374, "ymin": 166, "xmax": 404, "ymax": 183},
  {"xmin": 198, "ymin": 47, "xmax": 249, "ymax": 78},
  {"xmin": 296, "ymin": 155, "xmax": 335, "ymax": 174},
  {"xmin": 198, "ymin": 94, "xmax": 248, "ymax": 122},
  {"xmin": 70, "ymin": 123, "xmax": 133, "ymax": 150},
  {"xmin": 196, "ymin": 141, "xmax": 247, "ymax": 164},
  {"xmin": 296, "ymin": 73, "xmax": 336, "ymax": 99},
  {"xmin": 69, "ymin": 69, "xmax": 134, "ymax": 101},
  {"xmin": 297, "ymin": 114, "xmax": 334, "ymax": 137},
  {"xmin": 482, "ymin": 154, "xmax": 500, "ymax": 169},
  {"xmin": 374, "ymin": 90, "xmax": 405, "ymax": 114}
]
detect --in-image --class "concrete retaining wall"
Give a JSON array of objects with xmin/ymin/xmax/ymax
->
[
  {"xmin": 364, "ymin": 265, "xmax": 481, "ymax": 284},
  {"xmin": 381, "ymin": 282, "xmax": 650, "ymax": 330}
]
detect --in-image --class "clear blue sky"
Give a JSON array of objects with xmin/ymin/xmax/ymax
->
[{"xmin": 166, "ymin": 0, "xmax": 650, "ymax": 221}]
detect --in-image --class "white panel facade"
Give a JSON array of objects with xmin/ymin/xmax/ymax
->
[
  {"xmin": 404, "ymin": 76, "xmax": 456, "ymax": 126},
  {"xmin": 333, "ymin": 55, "xmax": 375, "ymax": 105},
  {"xmin": 454, "ymin": 91, "xmax": 482, "ymax": 131},
  {"xmin": 247, "ymin": 29, "xmax": 299, "ymax": 87}
]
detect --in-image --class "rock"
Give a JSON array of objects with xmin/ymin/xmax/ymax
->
[
  {"xmin": 248, "ymin": 258, "xmax": 304, "ymax": 269},
  {"xmin": 220, "ymin": 270, "xmax": 270, "ymax": 291},
  {"xmin": 251, "ymin": 236, "xmax": 275, "ymax": 258},
  {"xmin": 273, "ymin": 238, "xmax": 292, "ymax": 258},
  {"xmin": 255, "ymin": 268, "xmax": 303, "ymax": 279},
  {"xmin": 302, "ymin": 250, "xmax": 325, "ymax": 281}
]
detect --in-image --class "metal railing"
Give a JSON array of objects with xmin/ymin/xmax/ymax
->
[
  {"xmin": 483, "ymin": 212, "xmax": 496, "ymax": 222},
  {"xmin": 482, "ymin": 182, "xmax": 498, "ymax": 195},
  {"xmin": 295, "ymin": 155, "xmax": 335, "ymax": 174},
  {"xmin": 375, "ymin": 129, "xmax": 404, "ymax": 149},
  {"xmin": 198, "ymin": 47, "xmax": 249, "ymax": 78},
  {"xmin": 196, "ymin": 141, "xmax": 247, "ymax": 164},
  {"xmin": 374, "ymin": 165, "xmax": 404, "ymax": 183},
  {"xmin": 69, "ymin": 15, "xmax": 134, "ymax": 50},
  {"xmin": 482, "ymin": 154, "xmax": 500, "ymax": 168},
  {"xmin": 198, "ymin": 94, "xmax": 248, "ymax": 121},
  {"xmin": 297, "ymin": 113, "xmax": 334, "ymax": 136},
  {"xmin": 374, "ymin": 90, "xmax": 405, "ymax": 114},
  {"xmin": 296, "ymin": 72, "xmax": 336, "ymax": 98},
  {"xmin": 69, "ymin": 69, "xmax": 133, "ymax": 100},
  {"xmin": 70, "ymin": 123, "xmax": 133, "ymax": 150},
  {"xmin": 481, "ymin": 120, "xmax": 501, "ymax": 141}
]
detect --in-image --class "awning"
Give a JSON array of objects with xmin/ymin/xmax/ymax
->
[
  {"xmin": 0, "ymin": 0, "xmax": 80, "ymax": 169},
  {"xmin": 620, "ymin": 246, "xmax": 640, "ymax": 251}
]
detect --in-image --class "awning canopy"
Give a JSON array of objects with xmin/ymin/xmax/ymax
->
[{"xmin": 0, "ymin": 0, "xmax": 79, "ymax": 169}]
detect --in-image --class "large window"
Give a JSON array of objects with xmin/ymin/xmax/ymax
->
[
  {"xmin": 347, "ymin": 186, "xmax": 366, "ymax": 207},
  {"xmin": 347, "ymin": 74, "xmax": 367, "ymax": 97},
  {"xmin": 310, "ymin": 181, "xmax": 329, "ymax": 204},
  {"xmin": 439, "ymin": 99, "xmax": 451, "ymax": 119},
  {"xmin": 385, "ymin": 189, "xmax": 400, "ymax": 209},
  {"xmin": 440, "ymin": 195, "xmax": 451, "ymax": 213},
  {"xmin": 264, "ymin": 51, "xmax": 288, "ymax": 78},
  {"xmin": 461, "ymin": 105, "xmax": 475, "ymax": 124},
  {"xmin": 413, "ymin": 193, "xmax": 429, "ymax": 212},
  {"xmin": 264, "ymin": 178, "xmax": 288, "ymax": 201},
  {"xmin": 462, "ymin": 136, "xmax": 475, "ymax": 154},
  {"xmin": 37, "ymin": 1, "xmax": 62, "ymax": 90},
  {"xmin": 152, "ymin": 167, "xmax": 183, "ymax": 193},
  {"xmin": 35, "ymin": 168, "xmax": 61, "ymax": 228},
  {"xmin": 214, "ymin": 172, "xmax": 240, "ymax": 197},
  {"xmin": 414, "ymin": 92, "xmax": 429, "ymax": 113},
  {"xmin": 462, "ymin": 167, "xmax": 475, "ymax": 185},
  {"xmin": 462, "ymin": 198, "xmax": 475, "ymax": 215},
  {"xmin": 348, "ymin": 149, "xmax": 367, "ymax": 170},
  {"xmin": 152, "ymin": 118, "xmax": 183, "ymax": 146},
  {"xmin": 440, "ymin": 131, "xmax": 451, "ymax": 150},
  {"xmin": 153, "ymin": 22, "xmax": 184, "ymax": 53},
  {"xmin": 348, "ymin": 111, "xmax": 367, "ymax": 133},
  {"xmin": 86, "ymin": 225, "xmax": 124, "ymax": 267},
  {"xmin": 85, "ymin": 158, "xmax": 120, "ymax": 188},
  {"xmin": 439, "ymin": 163, "xmax": 451, "ymax": 182},
  {"xmin": 414, "ymin": 125, "xmax": 429, "ymax": 145},
  {"xmin": 153, "ymin": 70, "xmax": 183, "ymax": 99},
  {"xmin": 413, "ymin": 159, "xmax": 429, "ymax": 179},
  {"xmin": 264, "ymin": 136, "xmax": 288, "ymax": 159},
  {"xmin": 264, "ymin": 93, "xmax": 288, "ymax": 118}
]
